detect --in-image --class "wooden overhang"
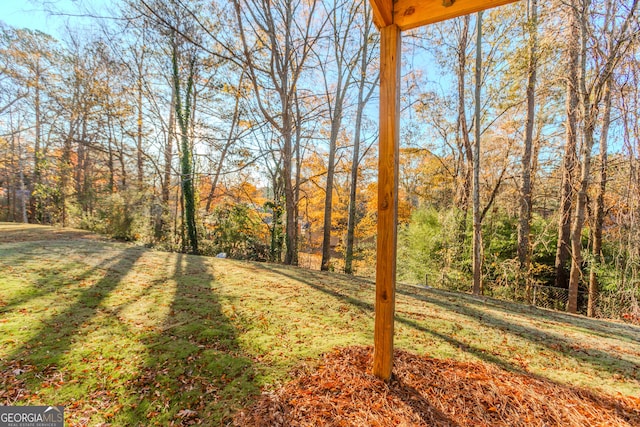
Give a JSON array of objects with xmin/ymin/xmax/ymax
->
[
  {"xmin": 371, "ymin": 0, "xmax": 521, "ymax": 30},
  {"xmin": 368, "ymin": 0, "xmax": 520, "ymax": 381}
]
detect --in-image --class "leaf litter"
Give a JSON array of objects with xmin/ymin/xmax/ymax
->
[{"xmin": 235, "ymin": 346, "xmax": 640, "ymax": 427}]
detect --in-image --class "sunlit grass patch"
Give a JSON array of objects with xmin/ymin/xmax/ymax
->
[{"xmin": 1, "ymin": 223, "xmax": 639, "ymax": 425}]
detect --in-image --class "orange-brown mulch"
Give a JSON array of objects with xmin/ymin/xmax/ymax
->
[{"xmin": 234, "ymin": 346, "xmax": 640, "ymax": 427}]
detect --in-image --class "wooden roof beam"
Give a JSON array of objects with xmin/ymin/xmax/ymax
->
[
  {"xmin": 394, "ymin": 0, "xmax": 520, "ymax": 30},
  {"xmin": 370, "ymin": 0, "xmax": 393, "ymax": 28}
]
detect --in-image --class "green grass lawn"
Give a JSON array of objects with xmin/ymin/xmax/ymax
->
[{"xmin": 1, "ymin": 223, "xmax": 639, "ymax": 426}]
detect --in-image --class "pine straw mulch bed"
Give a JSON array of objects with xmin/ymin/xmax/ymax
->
[{"xmin": 234, "ymin": 346, "xmax": 640, "ymax": 427}]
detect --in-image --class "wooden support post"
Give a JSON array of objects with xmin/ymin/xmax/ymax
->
[{"xmin": 373, "ymin": 23, "xmax": 401, "ymax": 381}]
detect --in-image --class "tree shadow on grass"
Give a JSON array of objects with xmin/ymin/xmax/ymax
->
[
  {"xmin": 394, "ymin": 285, "xmax": 640, "ymax": 383},
  {"xmin": 249, "ymin": 263, "xmax": 639, "ymax": 424},
  {"xmin": 0, "ymin": 225, "xmax": 100, "ymax": 243},
  {"xmin": 251, "ymin": 263, "xmax": 529, "ymax": 375},
  {"xmin": 261, "ymin": 261, "xmax": 639, "ymax": 345},
  {"xmin": 120, "ymin": 253, "xmax": 258, "ymax": 426},
  {"xmin": 252, "ymin": 263, "xmax": 639, "ymax": 385},
  {"xmin": 2, "ymin": 247, "xmax": 145, "ymax": 396},
  {"xmin": 405, "ymin": 283, "xmax": 640, "ymax": 345},
  {"xmin": 252, "ymin": 263, "xmax": 374, "ymax": 313},
  {"xmin": 0, "ymin": 250, "xmax": 127, "ymax": 315}
]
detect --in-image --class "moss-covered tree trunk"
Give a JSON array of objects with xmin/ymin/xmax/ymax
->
[{"xmin": 172, "ymin": 35, "xmax": 198, "ymax": 254}]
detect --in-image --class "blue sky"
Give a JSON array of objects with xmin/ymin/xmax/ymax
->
[
  {"xmin": 0, "ymin": 0, "xmax": 108, "ymax": 38},
  {"xmin": 1, "ymin": 1, "xmax": 65, "ymax": 33}
]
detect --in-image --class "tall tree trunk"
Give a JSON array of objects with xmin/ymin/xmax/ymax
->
[
  {"xmin": 156, "ymin": 85, "xmax": 175, "ymax": 242},
  {"xmin": 163, "ymin": 84, "xmax": 175, "ymax": 205},
  {"xmin": 345, "ymin": 3, "xmax": 377, "ymax": 274},
  {"xmin": 320, "ymin": 1, "xmax": 360, "ymax": 271},
  {"xmin": 567, "ymin": 130, "xmax": 593, "ymax": 314},
  {"xmin": 119, "ymin": 138, "xmax": 127, "ymax": 190},
  {"xmin": 554, "ymin": 0, "xmax": 580, "ymax": 290},
  {"xmin": 294, "ymin": 92, "xmax": 303, "ymax": 264},
  {"xmin": 137, "ymin": 57, "xmax": 145, "ymax": 191},
  {"xmin": 179, "ymin": 182, "xmax": 186, "ymax": 251},
  {"xmin": 267, "ymin": 168, "xmax": 285, "ymax": 262},
  {"xmin": 588, "ymin": 78, "xmax": 611, "ymax": 317},
  {"xmin": 566, "ymin": 0, "xmax": 638, "ymax": 313},
  {"xmin": 446, "ymin": 16, "xmax": 473, "ymax": 265},
  {"xmin": 320, "ymin": 105, "xmax": 341, "ymax": 271},
  {"xmin": 8, "ymin": 132, "xmax": 16, "ymax": 222},
  {"xmin": 518, "ymin": 0, "xmax": 538, "ymax": 300},
  {"xmin": 83, "ymin": 146, "xmax": 93, "ymax": 214},
  {"xmin": 75, "ymin": 113, "xmax": 88, "ymax": 212},
  {"xmin": 172, "ymin": 36, "xmax": 198, "ymax": 254},
  {"xmin": 344, "ymin": 113, "xmax": 362, "ymax": 274},
  {"xmin": 282, "ymin": 4, "xmax": 297, "ymax": 266},
  {"xmin": 472, "ymin": 11, "xmax": 483, "ymax": 296},
  {"xmin": 61, "ymin": 124, "xmax": 74, "ymax": 228},
  {"xmin": 31, "ymin": 64, "xmax": 42, "ymax": 223},
  {"xmin": 455, "ymin": 15, "xmax": 473, "ymax": 249},
  {"xmin": 567, "ymin": 0, "xmax": 592, "ymax": 314},
  {"xmin": 18, "ymin": 139, "xmax": 28, "ymax": 223},
  {"xmin": 283, "ymin": 118, "xmax": 298, "ymax": 265},
  {"xmin": 107, "ymin": 117, "xmax": 115, "ymax": 194}
]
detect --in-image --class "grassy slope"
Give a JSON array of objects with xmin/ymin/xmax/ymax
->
[{"xmin": 0, "ymin": 223, "xmax": 638, "ymax": 426}]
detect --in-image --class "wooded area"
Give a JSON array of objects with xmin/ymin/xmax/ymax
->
[{"xmin": 1, "ymin": 0, "xmax": 639, "ymax": 322}]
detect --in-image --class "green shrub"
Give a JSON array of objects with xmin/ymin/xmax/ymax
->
[
  {"xmin": 203, "ymin": 203, "xmax": 269, "ymax": 261},
  {"xmin": 79, "ymin": 192, "xmax": 147, "ymax": 241},
  {"xmin": 397, "ymin": 208, "xmax": 446, "ymax": 285}
]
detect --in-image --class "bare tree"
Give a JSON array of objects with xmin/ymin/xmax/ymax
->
[
  {"xmin": 316, "ymin": 0, "xmax": 362, "ymax": 271},
  {"xmin": 567, "ymin": 0, "xmax": 638, "ymax": 313},
  {"xmin": 233, "ymin": 0, "xmax": 324, "ymax": 265},
  {"xmin": 554, "ymin": 0, "xmax": 580, "ymax": 291},
  {"xmin": 518, "ymin": 0, "xmax": 539, "ymax": 298},
  {"xmin": 472, "ymin": 11, "xmax": 484, "ymax": 295},
  {"xmin": 588, "ymin": 77, "xmax": 612, "ymax": 316},
  {"xmin": 344, "ymin": 1, "xmax": 379, "ymax": 274},
  {"xmin": 455, "ymin": 16, "xmax": 474, "ymax": 245}
]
